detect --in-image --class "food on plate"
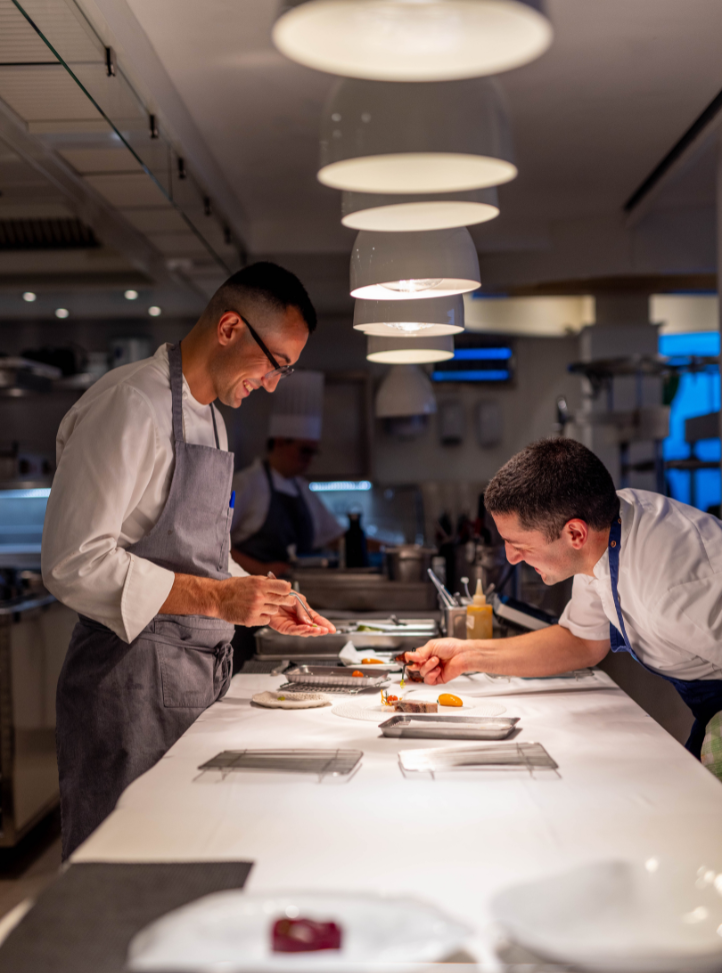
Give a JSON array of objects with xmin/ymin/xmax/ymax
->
[
  {"xmin": 380, "ymin": 691, "xmax": 400, "ymax": 707},
  {"xmin": 351, "ymin": 670, "xmax": 364, "ymax": 677},
  {"xmin": 394, "ymin": 700, "xmax": 438, "ymax": 713},
  {"xmin": 438, "ymin": 693, "xmax": 463, "ymax": 707},
  {"xmin": 272, "ymin": 917, "xmax": 342, "ymax": 953},
  {"xmin": 361, "ymin": 658, "xmax": 385, "ymax": 664}
]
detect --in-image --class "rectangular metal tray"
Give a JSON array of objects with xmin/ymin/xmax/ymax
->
[
  {"xmin": 398, "ymin": 742, "xmax": 558, "ymax": 776},
  {"xmin": 198, "ymin": 749, "xmax": 363, "ymax": 777},
  {"xmin": 379, "ymin": 715, "xmax": 519, "ymax": 740},
  {"xmin": 285, "ymin": 665, "xmax": 388, "ymax": 689}
]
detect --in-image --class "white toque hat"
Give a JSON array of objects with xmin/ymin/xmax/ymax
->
[{"xmin": 268, "ymin": 370, "xmax": 324, "ymax": 441}]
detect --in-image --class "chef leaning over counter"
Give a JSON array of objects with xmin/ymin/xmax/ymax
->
[
  {"xmin": 407, "ymin": 438, "xmax": 722, "ymax": 762},
  {"xmin": 42, "ymin": 261, "xmax": 336, "ymax": 859}
]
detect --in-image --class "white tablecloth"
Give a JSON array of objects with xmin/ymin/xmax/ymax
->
[{"xmin": 73, "ymin": 673, "xmax": 722, "ymax": 968}]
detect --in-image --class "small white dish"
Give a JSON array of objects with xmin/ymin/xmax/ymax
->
[
  {"xmin": 491, "ymin": 858, "xmax": 722, "ymax": 973},
  {"xmin": 128, "ymin": 890, "xmax": 472, "ymax": 973},
  {"xmin": 332, "ymin": 693, "xmax": 506, "ymax": 722}
]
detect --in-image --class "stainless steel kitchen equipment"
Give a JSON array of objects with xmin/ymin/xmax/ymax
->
[
  {"xmin": 385, "ymin": 545, "xmax": 437, "ymax": 583},
  {"xmin": 291, "ymin": 568, "xmax": 437, "ymax": 612},
  {"xmin": 398, "ymin": 742, "xmax": 558, "ymax": 779},
  {"xmin": 285, "ymin": 665, "xmax": 388, "ymax": 689},
  {"xmin": 254, "ymin": 614, "xmax": 440, "ymax": 660},
  {"xmin": 197, "ymin": 749, "xmax": 363, "ymax": 780},
  {"xmin": 379, "ymin": 715, "xmax": 519, "ymax": 740}
]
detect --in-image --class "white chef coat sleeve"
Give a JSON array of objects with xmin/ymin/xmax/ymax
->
[
  {"xmin": 301, "ymin": 484, "xmax": 345, "ymax": 547},
  {"xmin": 42, "ymin": 383, "xmax": 175, "ymax": 643},
  {"xmin": 558, "ymin": 574, "xmax": 611, "ymax": 641}
]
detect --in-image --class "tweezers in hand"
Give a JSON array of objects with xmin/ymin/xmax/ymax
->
[{"xmin": 267, "ymin": 572, "xmax": 317, "ymax": 624}]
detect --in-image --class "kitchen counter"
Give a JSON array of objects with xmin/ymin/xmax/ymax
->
[{"xmin": 70, "ymin": 670, "xmax": 722, "ymax": 967}]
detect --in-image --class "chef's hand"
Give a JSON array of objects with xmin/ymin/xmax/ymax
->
[
  {"xmin": 269, "ymin": 594, "xmax": 336, "ymax": 638},
  {"xmin": 403, "ymin": 639, "xmax": 482, "ymax": 685},
  {"xmin": 216, "ymin": 575, "xmax": 297, "ymax": 627}
]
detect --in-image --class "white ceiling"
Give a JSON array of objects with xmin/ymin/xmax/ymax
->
[{"xmin": 116, "ymin": 0, "xmax": 722, "ymax": 277}]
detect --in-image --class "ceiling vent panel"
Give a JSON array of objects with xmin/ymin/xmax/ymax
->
[
  {"xmin": 84, "ymin": 173, "xmax": 171, "ymax": 209},
  {"xmin": 0, "ymin": 65, "xmax": 101, "ymax": 121},
  {"xmin": 0, "ymin": 217, "xmax": 99, "ymax": 250},
  {"xmin": 0, "ymin": 1, "xmax": 56, "ymax": 62}
]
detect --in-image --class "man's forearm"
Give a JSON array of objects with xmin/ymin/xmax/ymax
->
[
  {"xmin": 465, "ymin": 625, "xmax": 609, "ymax": 677},
  {"xmin": 159, "ymin": 574, "xmax": 220, "ymax": 617}
]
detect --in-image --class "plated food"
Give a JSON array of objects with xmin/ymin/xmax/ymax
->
[
  {"xmin": 438, "ymin": 693, "xmax": 463, "ymax": 707},
  {"xmin": 271, "ymin": 917, "xmax": 342, "ymax": 953},
  {"xmin": 395, "ymin": 700, "xmax": 438, "ymax": 713},
  {"xmin": 251, "ymin": 691, "xmax": 331, "ymax": 710}
]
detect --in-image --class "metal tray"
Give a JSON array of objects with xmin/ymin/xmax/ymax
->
[
  {"xmin": 398, "ymin": 742, "xmax": 558, "ymax": 778},
  {"xmin": 379, "ymin": 715, "xmax": 519, "ymax": 740},
  {"xmin": 285, "ymin": 665, "xmax": 388, "ymax": 689},
  {"xmin": 198, "ymin": 749, "xmax": 363, "ymax": 778}
]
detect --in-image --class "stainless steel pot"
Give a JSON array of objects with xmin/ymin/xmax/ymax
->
[{"xmin": 385, "ymin": 545, "xmax": 437, "ymax": 583}]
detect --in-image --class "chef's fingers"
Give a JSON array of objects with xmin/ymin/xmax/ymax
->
[
  {"xmin": 404, "ymin": 645, "xmax": 436, "ymax": 668},
  {"xmin": 309, "ymin": 611, "xmax": 336, "ymax": 633},
  {"xmin": 417, "ymin": 655, "xmax": 440, "ymax": 677}
]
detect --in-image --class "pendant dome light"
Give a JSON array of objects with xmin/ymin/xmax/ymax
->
[
  {"xmin": 375, "ymin": 365, "xmax": 437, "ymax": 418},
  {"xmin": 366, "ymin": 334, "xmax": 454, "ymax": 364},
  {"xmin": 351, "ymin": 228, "xmax": 480, "ymax": 301},
  {"xmin": 318, "ymin": 78, "xmax": 515, "ymax": 195},
  {"xmin": 342, "ymin": 186, "xmax": 499, "ymax": 232},
  {"xmin": 354, "ymin": 295, "xmax": 464, "ymax": 337},
  {"xmin": 273, "ymin": 0, "xmax": 552, "ymax": 83}
]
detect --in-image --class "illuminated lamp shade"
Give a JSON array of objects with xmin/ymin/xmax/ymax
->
[
  {"xmin": 354, "ymin": 295, "xmax": 464, "ymax": 337},
  {"xmin": 342, "ymin": 186, "xmax": 499, "ymax": 232},
  {"xmin": 351, "ymin": 228, "xmax": 480, "ymax": 300},
  {"xmin": 319, "ymin": 78, "xmax": 515, "ymax": 194},
  {"xmin": 366, "ymin": 334, "xmax": 454, "ymax": 364},
  {"xmin": 273, "ymin": 0, "xmax": 551, "ymax": 83}
]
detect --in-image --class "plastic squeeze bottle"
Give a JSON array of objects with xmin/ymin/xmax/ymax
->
[{"xmin": 466, "ymin": 580, "xmax": 493, "ymax": 639}]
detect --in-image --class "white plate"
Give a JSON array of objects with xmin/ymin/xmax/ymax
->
[
  {"xmin": 127, "ymin": 890, "xmax": 472, "ymax": 973},
  {"xmin": 491, "ymin": 858, "xmax": 722, "ymax": 973},
  {"xmin": 333, "ymin": 693, "xmax": 506, "ymax": 722},
  {"xmin": 252, "ymin": 691, "xmax": 331, "ymax": 710}
]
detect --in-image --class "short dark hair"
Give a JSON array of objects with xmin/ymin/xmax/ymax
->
[
  {"xmin": 208, "ymin": 261, "xmax": 317, "ymax": 333},
  {"xmin": 484, "ymin": 438, "xmax": 619, "ymax": 540}
]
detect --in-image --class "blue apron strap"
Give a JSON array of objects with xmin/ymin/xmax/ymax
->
[{"xmin": 608, "ymin": 516, "xmax": 641, "ymax": 661}]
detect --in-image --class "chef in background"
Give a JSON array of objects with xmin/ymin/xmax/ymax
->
[{"xmin": 231, "ymin": 370, "xmax": 344, "ymax": 576}]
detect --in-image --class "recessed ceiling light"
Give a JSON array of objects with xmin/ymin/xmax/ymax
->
[
  {"xmin": 22, "ymin": 292, "xmax": 37, "ymax": 303},
  {"xmin": 351, "ymin": 228, "xmax": 480, "ymax": 301},
  {"xmin": 273, "ymin": 0, "xmax": 552, "ymax": 83},
  {"xmin": 366, "ymin": 334, "xmax": 455, "ymax": 364},
  {"xmin": 124, "ymin": 289, "xmax": 139, "ymax": 300},
  {"xmin": 55, "ymin": 308, "xmax": 69, "ymax": 319},
  {"xmin": 319, "ymin": 79, "xmax": 515, "ymax": 194},
  {"xmin": 354, "ymin": 295, "xmax": 465, "ymax": 337},
  {"xmin": 148, "ymin": 306, "xmax": 162, "ymax": 317}
]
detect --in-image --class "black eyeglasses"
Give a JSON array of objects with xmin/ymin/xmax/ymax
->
[{"xmin": 237, "ymin": 313, "xmax": 294, "ymax": 381}]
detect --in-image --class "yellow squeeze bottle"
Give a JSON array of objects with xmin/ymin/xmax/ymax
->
[{"xmin": 466, "ymin": 580, "xmax": 493, "ymax": 640}]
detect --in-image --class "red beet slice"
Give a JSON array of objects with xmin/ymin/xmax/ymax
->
[{"xmin": 271, "ymin": 917, "xmax": 343, "ymax": 953}]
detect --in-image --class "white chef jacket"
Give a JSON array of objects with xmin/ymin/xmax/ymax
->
[
  {"xmin": 559, "ymin": 488, "xmax": 722, "ymax": 681},
  {"xmin": 231, "ymin": 457, "xmax": 344, "ymax": 550},
  {"xmin": 42, "ymin": 344, "xmax": 247, "ymax": 644}
]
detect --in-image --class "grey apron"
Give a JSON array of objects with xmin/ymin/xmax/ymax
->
[{"xmin": 56, "ymin": 342, "xmax": 235, "ymax": 859}]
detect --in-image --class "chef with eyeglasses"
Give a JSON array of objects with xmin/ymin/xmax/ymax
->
[
  {"xmin": 42, "ymin": 262, "xmax": 336, "ymax": 858},
  {"xmin": 230, "ymin": 370, "xmax": 344, "ymax": 578}
]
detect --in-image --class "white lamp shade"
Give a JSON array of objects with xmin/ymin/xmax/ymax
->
[
  {"xmin": 342, "ymin": 186, "xmax": 499, "ymax": 232},
  {"xmin": 367, "ymin": 334, "xmax": 454, "ymax": 364},
  {"xmin": 375, "ymin": 365, "xmax": 437, "ymax": 418},
  {"xmin": 351, "ymin": 228, "xmax": 480, "ymax": 300},
  {"xmin": 354, "ymin": 295, "xmax": 464, "ymax": 337},
  {"xmin": 273, "ymin": 0, "xmax": 552, "ymax": 83},
  {"xmin": 319, "ymin": 79, "xmax": 515, "ymax": 194}
]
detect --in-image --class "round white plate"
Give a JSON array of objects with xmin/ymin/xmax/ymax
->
[
  {"xmin": 491, "ymin": 858, "xmax": 722, "ymax": 973},
  {"xmin": 128, "ymin": 890, "xmax": 472, "ymax": 973},
  {"xmin": 333, "ymin": 692, "xmax": 506, "ymax": 722},
  {"xmin": 252, "ymin": 691, "xmax": 331, "ymax": 710}
]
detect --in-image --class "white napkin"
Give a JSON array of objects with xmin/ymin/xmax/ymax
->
[
  {"xmin": 451, "ymin": 668, "xmax": 617, "ymax": 696},
  {"xmin": 338, "ymin": 640, "xmax": 398, "ymax": 668}
]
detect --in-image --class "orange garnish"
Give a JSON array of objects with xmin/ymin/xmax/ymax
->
[
  {"xmin": 351, "ymin": 670, "xmax": 364, "ymax": 677},
  {"xmin": 361, "ymin": 658, "xmax": 384, "ymax": 664},
  {"xmin": 438, "ymin": 693, "xmax": 463, "ymax": 707}
]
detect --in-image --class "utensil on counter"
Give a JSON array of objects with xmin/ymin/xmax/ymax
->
[
  {"xmin": 267, "ymin": 571, "xmax": 317, "ymax": 624},
  {"xmin": 285, "ymin": 665, "xmax": 388, "ymax": 691},
  {"xmin": 427, "ymin": 567, "xmax": 455, "ymax": 608},
  {"xmin": 380, "ymin": 715, "xmax": 519, "ymax": 740}
]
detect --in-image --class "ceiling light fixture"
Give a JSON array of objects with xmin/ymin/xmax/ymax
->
[
  {"xmin": 351, "ymin": 228, "xmax": 480, "ymax": 301},
  {"xmin": 273, "ymin": 0, "xmax": 551, "ymax": 82},
  {"xmin": 354, "ymin": 295, "xmax": 464, "ymax": 337},
  {"xmin": 375, "ymin": 365, "xmax": 437, "ymax": 418},
  {"xmin": 148, "ymin": 306, "xmax": 162, "ymax": 317},
  {"xmin": 22, "ymin": 292, "xmax": 37, "ymax": 303},
  {"xmin": 55, "ymin": 308, "xmax": 69, "ymax": 319},
  {"xmin": 342, "ymin": 187, "xmax": 499, "ymax": 232},
  {"xmin": 124, "ymin": 289, "xmax": 139, "ymax": 300},
  {"xmin": 319, "ymin": 78, "xmax": 515, "ymax": 194},
  {"xmin": 366, "ymin": 334, "xmax": 454, "ymax": 364}
]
